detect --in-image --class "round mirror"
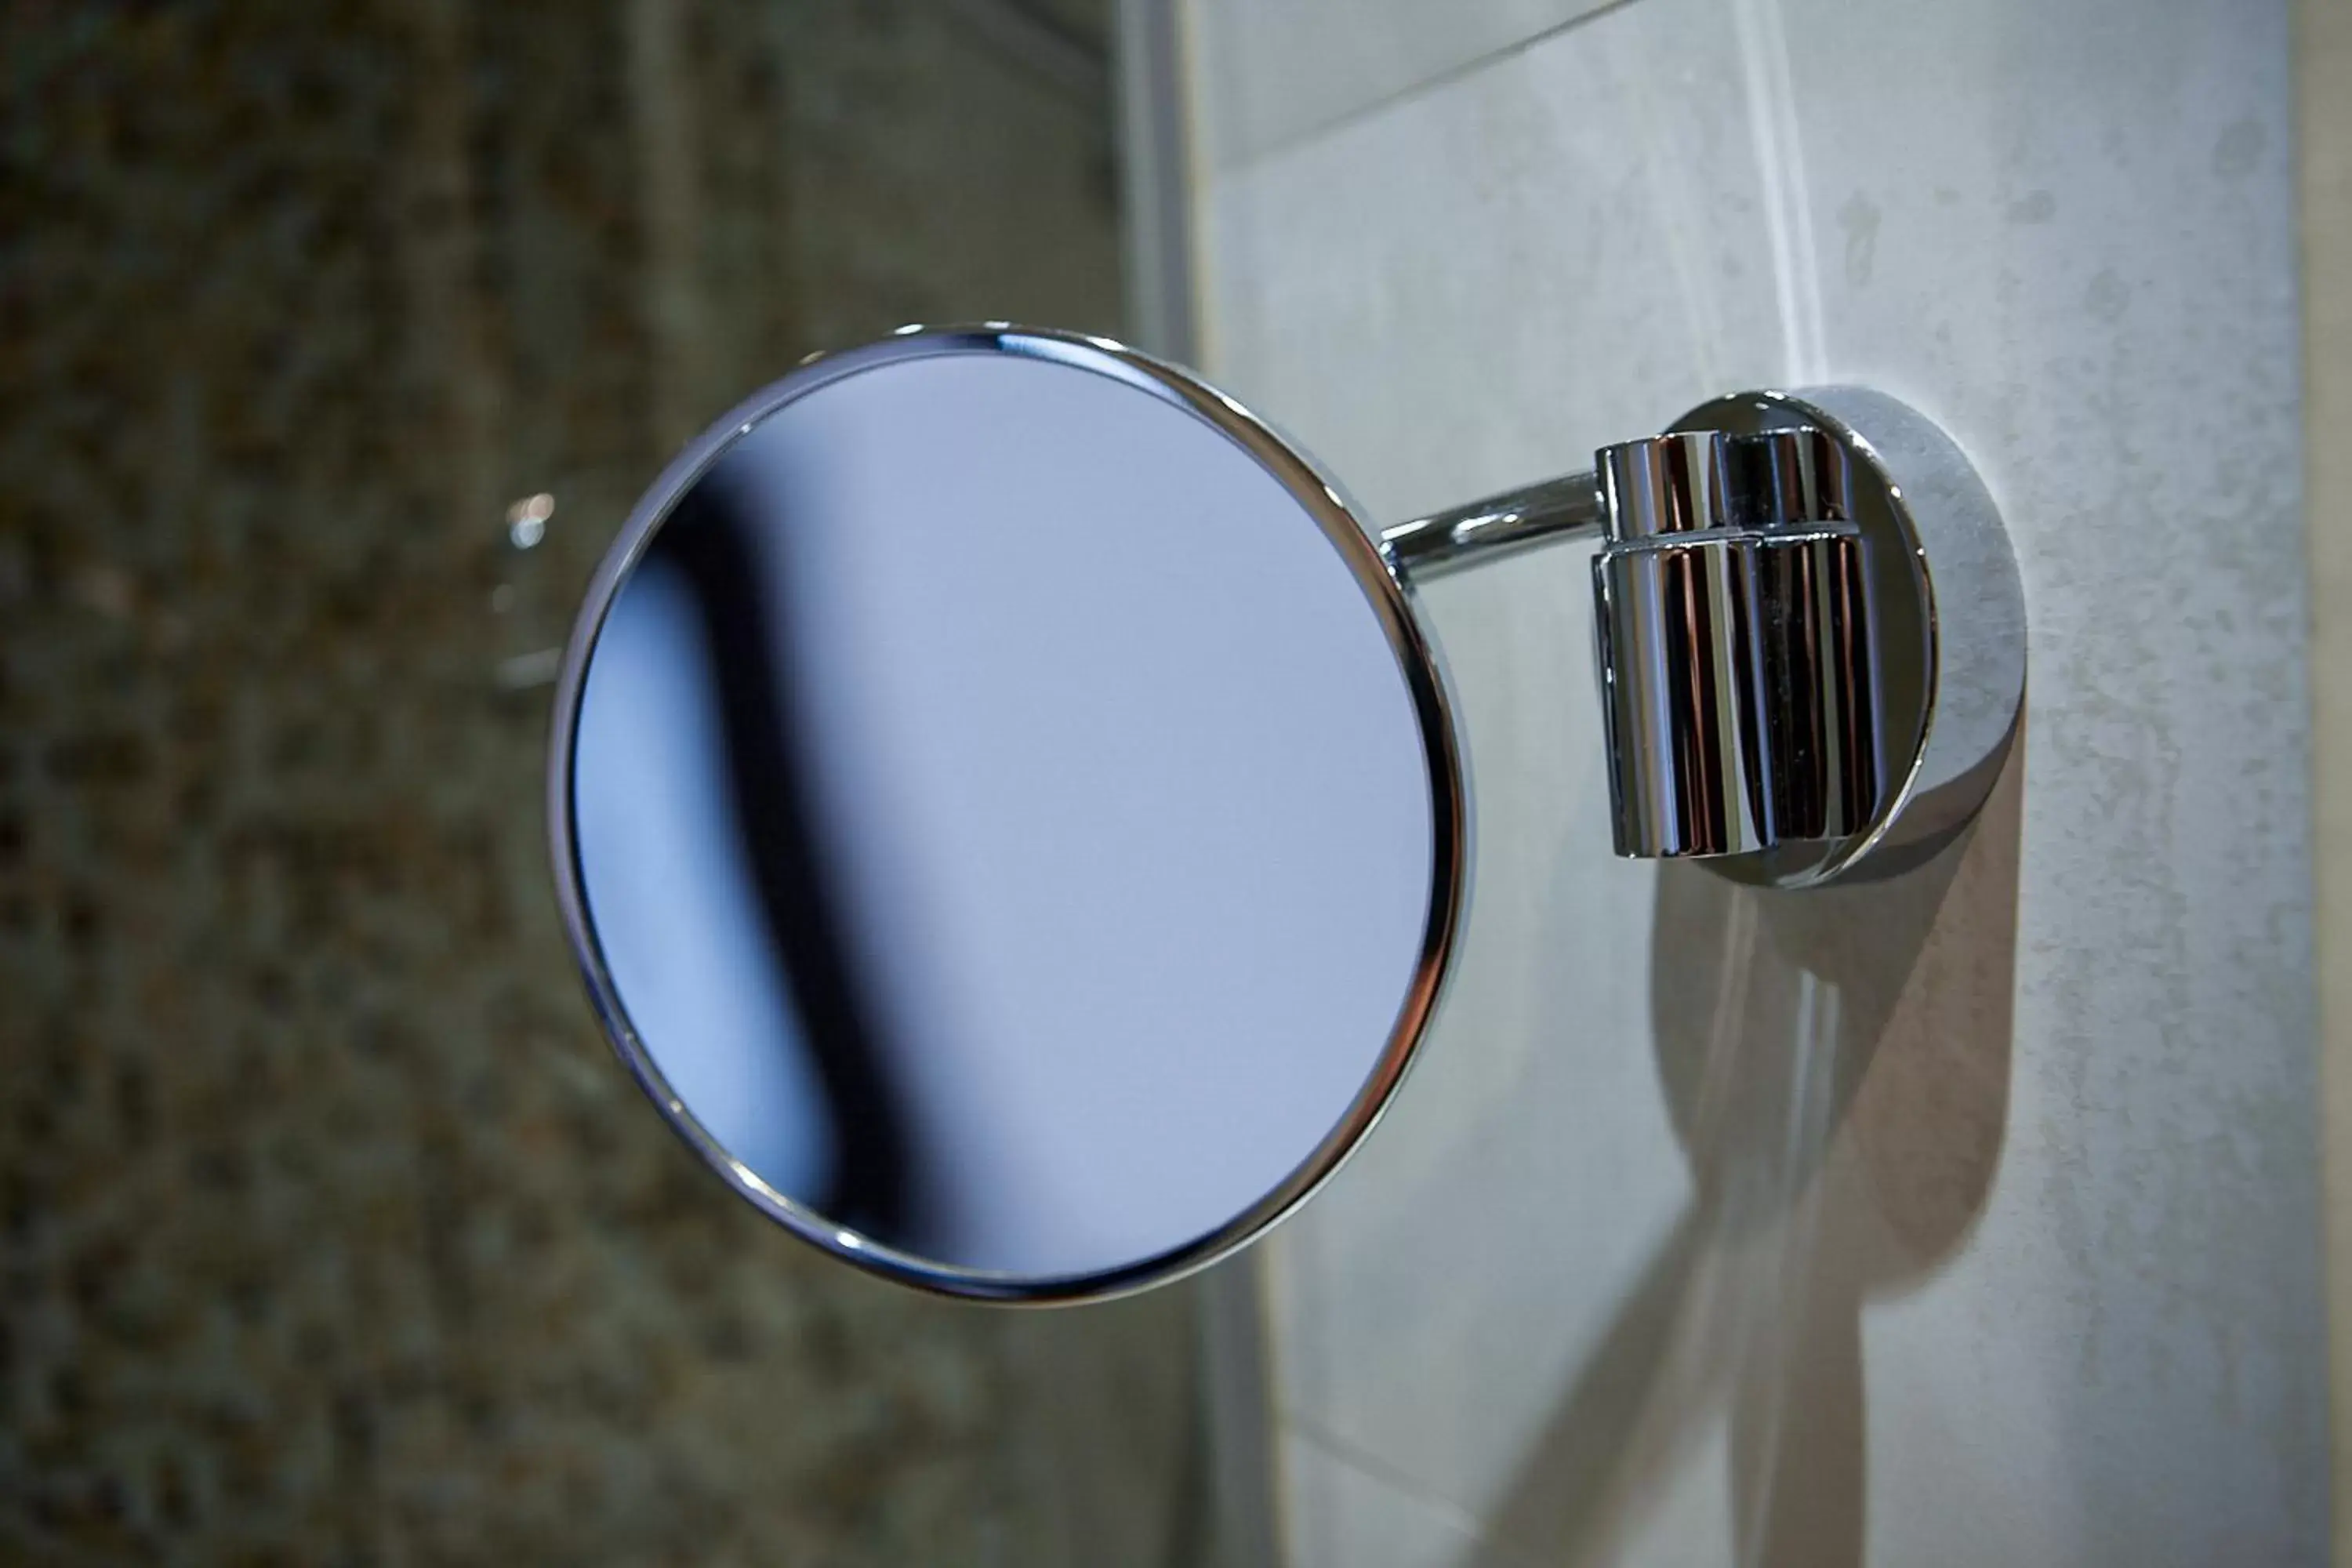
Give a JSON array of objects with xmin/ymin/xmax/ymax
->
[{"xmin": 550, "ymin": 328, "xmax": 1465, "ymax": 1301}]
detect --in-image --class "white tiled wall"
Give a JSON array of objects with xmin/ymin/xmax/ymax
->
[
  {"xmin": 1181, "ymin": 1, "xmax": 2325, "ymax": 1563},
  {"xmin": 1185, "ymin": 0, "xmax": 1618, "ymax": 170},
  {"xmin": 2307, "ymin": 0, "xmax": 2352, "ymax": 1551}
]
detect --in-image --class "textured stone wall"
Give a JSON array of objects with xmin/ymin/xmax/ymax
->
[{"xmin": 0, "ymin": 2, "xmax": 1203, "ymax": 1562}]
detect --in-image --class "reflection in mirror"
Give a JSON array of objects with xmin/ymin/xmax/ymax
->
[{"xmin": 561, "ymin": 337, "xmax": 1454, "ymax": 1293}]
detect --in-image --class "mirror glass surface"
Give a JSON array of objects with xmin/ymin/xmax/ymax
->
[{"xmin": 562, "ymin": 336, "xmax": 1445, "ymax": 1290}]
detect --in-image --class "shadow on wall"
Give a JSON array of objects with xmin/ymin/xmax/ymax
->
[{"xmin": 1466, "ymin": 740, "xmax": 2027, "ymax": 1568}]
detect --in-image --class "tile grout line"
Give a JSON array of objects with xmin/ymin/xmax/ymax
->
[
  {"xmin": 1280, "ymin": 1410, "xmax": 1548, "ymax": 1566},
  {"xmin": 1232, "ymin": 0, "xmax": 1652, "ymax": 172}
]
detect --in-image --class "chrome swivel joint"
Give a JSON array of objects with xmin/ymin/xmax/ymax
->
[
  {"xmin": 1385, "ymin": 387, "xmax": 2024, "ymax": 889},
  {"xmin": 1592, "ymin": 426, "xmax": 1882, "ymax": 862}
]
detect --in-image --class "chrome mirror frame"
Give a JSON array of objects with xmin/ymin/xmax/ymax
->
[
  {"xmin": 547, "ymin": 323, "xmax": 2024, "ymax": 1302},
  {"xmin": 546, "ymin": 325, "xmax": 1472, "ymax": 1302}
]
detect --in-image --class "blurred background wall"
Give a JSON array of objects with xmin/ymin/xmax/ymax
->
[{"xmin": 0, "ymin": 2, "xmax": 1218, "ymax": 1562}]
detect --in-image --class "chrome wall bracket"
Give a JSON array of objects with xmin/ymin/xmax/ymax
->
[{"xmin": 1382, "ymin": 388, "xmax": 2024, "ymax": 890}]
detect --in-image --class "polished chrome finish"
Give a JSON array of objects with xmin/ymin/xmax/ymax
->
[
  {"xmin": 1592, "ymin": 427, "xmax": 1885, "ymax": 866},
  {"xmin": 549, "ymin": 325, "xmax": 1468, "ymax": 1305},
  {"xmin": 1595, "ymin": 519, "xmax": 1880, "ymax": 859},
  {"xmin": 1374, "ymin": 391, "xmax": 2020, "ymax": 889},
  {"xmin": 1600, "ymin": 431, "xmax": 1730, "ymax": 539},
  {"xmin": 1379, "ymin": 422, "xmax": 1857, "ymax": 578},
  {"xmin": 1379, "ymin": 470, "xmax": 1602, "ymax": 579},
  {"xmin": 1599, "ymin": 426, "xmax": 1853, "ymax": 540},
  {"xmin": 1757, "ymin": 387, "xmax": 2025, "ymax": 882},
  {"xmin": 551, "ymin": 322, "xmax": 2024, "ymax": 1306},
  {"xmin": 1597, "ymin": 390, "xmax": 2020, "ymax": 887}
]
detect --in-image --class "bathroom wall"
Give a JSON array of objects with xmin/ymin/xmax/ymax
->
[
  {"xmin": 0, "ymin": 2, "xmax": 1212, "ymax": 1563},
  {"xmin": 2304, "ymin": 2, "xmax": 2352, "ymax": 1560},
  {"xmin": 1181, "ymin": 0, "xmax": 2327, "ymax": 1563}
]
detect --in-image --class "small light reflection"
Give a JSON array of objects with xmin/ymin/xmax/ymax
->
[
  {"xmin": 494, "ymin": 647, "xmax": 563, "ymax": 691},
  {"xmin": 506, "ymin": 492, "xmax": 555, "ymax": 550}
]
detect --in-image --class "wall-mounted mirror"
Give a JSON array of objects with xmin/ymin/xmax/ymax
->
[
  {"xmin": 553, "ymin": 328, "xmax": 1465, "ymax": 1301},
  {"xmin": 550, "ymin": 325, "xmax": 2023, "ymax": 1303}
]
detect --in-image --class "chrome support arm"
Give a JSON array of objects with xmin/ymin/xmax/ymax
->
[{"xmin": 1378, "ymin": 471, "xmax": 1604, "ymax": 579}]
